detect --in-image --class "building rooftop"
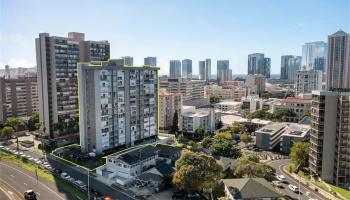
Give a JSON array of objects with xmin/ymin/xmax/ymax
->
[
  {"xmin": 284, "ymin": 97, "xmax": 312, "ymax": 104},
  {"xmin": 181, "ymin": 108, "xmax": 221, "ymax": 118},
  {"xmin": 115, "ymin": 146, "xmax": 158, "ymax": 165},
  {"xmin": 222, "ymin": 178, "xmax": 280, "ymax": 199},
  {"xmin": 256, "ymin": 122, "xmax": 310, "ymax": 138},
  {"xmin": 215, "ymin": 101, "xmax": 242, "ymax": 106}
]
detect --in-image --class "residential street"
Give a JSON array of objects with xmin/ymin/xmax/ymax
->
[{"xmin": 268, "ymin": 159, "xmax": 327, "ymax": 200}]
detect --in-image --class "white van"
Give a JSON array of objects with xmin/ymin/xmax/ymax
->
[{"xmin": 288, "ymin": 184, "xmax": 299, "ymax": 193}]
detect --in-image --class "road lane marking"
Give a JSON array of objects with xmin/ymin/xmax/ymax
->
[
  {"xmin": 0, "ymin": 163, "xmax": 65, "ymax": 200},
  {"xmin": 37, "ymin": 192, "xmax": 41, "ymax": 195},
  {"xmin": 24, "ymin": 183, "xmax": 27, "ymax": 186},
  {"xmin": 10, "ymin": 174, "xmax": 15, "ymax": 178}
]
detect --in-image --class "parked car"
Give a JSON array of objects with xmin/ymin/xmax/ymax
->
[
  {"xmin": 60, "ymin": 172, "xmax": 69, "ymax": 179},
  {"xmin": 288, "ymin": 184, "xmax": 299, "ymax": 193},
  {"xmin": 276, "ymin": 175, "xmax": 287, "ymax": 183},
  {"xmin": 24, "ymin": 189, "xmax": 37, "ymax": 200},
  {"xmin": 272, "ymin": 181, "xmax": 283, "ymax": 188}
]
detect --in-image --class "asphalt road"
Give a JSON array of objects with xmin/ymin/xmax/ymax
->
[
  {"xmin": 268, "ymin": 159, "xmax": 327, "ymax": 200},
  {"xmin": 0, "ymin": 179, "xmax": 22, "ymax": 200},
  {"xmin": 46, "ymin": 155, "xmax": 136, "ymax": 200},
  {"xmin": 2, "ymin": 144, "xmax": 137, "ymax": 200},
  {"xmin": 0, "ymin": 162, "xmax": 69, "ymax": 200}
]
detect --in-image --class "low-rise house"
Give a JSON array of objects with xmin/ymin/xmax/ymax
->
[
  {"xmin": 222, "ymin": 178, "xmax": 280, "ymax": 200},
  {"xmin": 97, "ymin": 144, "xmax": 180, "ymax": 185},
  {"xmin": 214, "ymin": 101, "xmax": 242, "ymax": 112}
]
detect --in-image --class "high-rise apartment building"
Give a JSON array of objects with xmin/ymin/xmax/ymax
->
[
  {"xmin": 217, "ymin": 60, "xmax": 229, "ymax": 81},
  {"xmin": 160, "ymin": 77, "xmax": 205, "ymax": 102},
  {"xmin": 198, "ymin": 59, "xmax": 211, "ymax": 82},
  {"xmin": 159, "ymin": 88, "xmax": 182, "ymax": 130},
  {"xmin": 326, "ymin": 30, "xmax": 350, "ymax": 90},
  {"xmin": 302, "ymin": 41, "xmax": 328, "ymax": 71},
  {"xmin": 122, "ymin": 56, "xmax": 134, "ymax": 66},
  {"xmin": 245, "ymin": 74, "xmax": 266, "ymax": 96},
  {"xmin": 78, "ymin": 59, "xmax": 159, "ymax": 154},
  {"xmin": 205, "ymin": 59, "xmax": 211, "ymax": 82},
  {"xmin": 310, "ymin": 91, "xmax": 350, "ymax": 186},
  {"xmin": 0, "ymin": 77, "xmax": 39, "ymax": 123},
  {"xmin": 36, "ymin": 32, "xmax": 110, "ymax": 140},
  {"xmin": 199, "ymin": 61, "xmax": 206, "ymax": 80},
  {"xmin": 280, "ymin": 55, "xmax": 301, "ymax": 81},
  {"xmin": 182, "ymin": 59, "xmax": 192, "ymax": 79},
  {"xmin": 219, "ymin": 69, "xmax": 232, "ymax": 82},
  {"xmin": 248, "ymin": 53, "xmax": 271, "ymax": 78},
  {"xmin": 169, "ymin": 60, "xmax": 181, "ymax": 78},
  {"xmin": 295, "ymin": 69, "xmax": 322, "ymax": 95},
  {"xmin": 144, "ymin": 57, "xmax": 157, "ymax": 67}
]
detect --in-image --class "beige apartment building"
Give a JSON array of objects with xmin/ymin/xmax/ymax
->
[
  {"xmin": 245, "ymin": 74, "xmax": 266, "ymax": 96},
  {"xmin": 159, "ymin": 88, "xmax": 182, "ymax": 130},
  {"xmin": 205, "ymin": 85, "xmax": 249, "ymax": 101},
  {"xmin": 159, "ymin": 77, "xmax": 205, "ymax": 102},
  {"xmin": 0, "ymin": 77, "xmax": 38, "ymax": 122}
]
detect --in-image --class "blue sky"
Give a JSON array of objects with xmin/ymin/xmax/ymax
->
[{"xmin": 0, "ymin": 0, "xmax": 349, "ymax": 75}]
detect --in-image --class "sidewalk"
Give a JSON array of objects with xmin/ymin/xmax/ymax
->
[{"xmin": 282, "ymin": 165, "xmax": 345, "ymax": 200}]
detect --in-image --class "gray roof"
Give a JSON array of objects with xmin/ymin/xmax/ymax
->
[
  {"xmin": 222, "ymin": 178, "xmax": 280, "ymax": 199},
  {"xmin": 117, "ymin": 146, "xmax": 158, "ymax": 165},
  {"xmin": 155, "ymin": 144, "xmax": 182, "ymax": 157}
]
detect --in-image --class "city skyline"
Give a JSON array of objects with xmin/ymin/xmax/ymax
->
[{"xmin": 0, "ymin": 0, "xmax": 349, "ymax": 75}]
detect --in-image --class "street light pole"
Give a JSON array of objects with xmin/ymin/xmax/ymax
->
[{"xmin": 88, "ymin": 170, "xmax": 90, "ymax": 200}]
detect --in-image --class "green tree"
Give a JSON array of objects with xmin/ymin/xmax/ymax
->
[
  {"xmin": 177, "ymin": 134, "xmax": 185, "ymax": 144},
  {"xmin": 188, "ymin": 140, "xmax": 200, "ymax": 151},
  {"xmin": 194, "ymin": 125, "xmax": 205, "ymax": 139},
  {"xmin": 240, "ymin": 134, "xmax": 253, "ymax": 145},
  {"xmin": 210, "ymin": 138, "xmax": 241, "ymax": 158},
  {"xmin": 5, "ymin": 117, "xmax": 22, "ymax": 131},
  {"xmin": 210, "ymin": 96, "xmax": 220, "ymax": 104},
  {"xmin": 234, "ymin": 154, "xmax": 273, "ymax": 180},
  {"xmin": 173, "ymin": 150, "xmax": 223, "ymax": 194},
  {"xmin": 170, "ymin": 111, "xmax": 179, "ymax": 134},
  {"xmin": 201, "ymin": 136, "xmax": 212, "ymax": 149},
  {"xmin": 215, "ymin": 131, "xmax": 232, "ymax": 140},
  {"xmin": 1, "ymin": 126, "xmax": 14, "ymax": 139},
  {"xmin": 290, "ymin": 142, "xmax": 309, "ymax": 171},
  {"xmin": 230, "ymin": 122, "xmax": 242, "ymax": 134},
  {"xmin": 26, "ymin": 112, "xmax": 40, "ymax": 131}
]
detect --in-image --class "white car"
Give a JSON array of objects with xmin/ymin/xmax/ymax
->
[
  {"xmin": 276, "ymin": 175, "xmax": 286, "ymax": 182},
  {"xmin": 19, "ymin": 152, "xmax": 24, "ymax": 155},
  {"xmin": 35, "ymin": 160, "xmax": 42, "ymax": 165},
  {"xmin": 0, "ymin": 145, "xmax": 4, "ymax": 149},
  {"xmin": 288, "ymin": 184, "xmax": 299, "ymax": 193},
  {"xmin": 60, "ymin": 172, "xmax": 69, "ymax": 179}
]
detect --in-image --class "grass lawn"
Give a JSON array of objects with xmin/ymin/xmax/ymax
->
[
  {"xmin": 314, "ymin": 181, "xmax": 350, "ymax": 200},
  {"xmin": 283, "ymin": 164, "xmax": 350, "ymax": 200},
  {"xmin": 0, "ymin": 150, "xmax": 87, "ymax": 199}
]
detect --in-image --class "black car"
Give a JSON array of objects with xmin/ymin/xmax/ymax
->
[{"xmin": 24, "ymin": 189, "xmax": 37, "ymax": 200}]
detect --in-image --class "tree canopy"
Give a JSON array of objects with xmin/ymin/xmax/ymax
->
[
  {"xmin": 170, "ymin": 111, "xmax": 179, "ymax": 134},
  {"xmin": 201, "ymin": 136, "xmax": 212, "ymax": 149},
  {"xmin": 5, "ymin": 117, "xmax": 22, "ymax": 131},
  {"xmin": 210, "ymin": 96, "xmax": 220, "ymax": 104},
  {"xmin": 215, "ymin": 131, "xmax": 232, "ymax": 141},
  {"xmin": 173, "ymin": 150, "xmax": 223, "ymax": 193},
  {"xmin": 1, "ymin": 126, "xmax": 14, "ymax": 139},
  {"xmin": 234, "ymin": 154, "xmax": 273, "ymax": 180},
  {"xmin": 230, "ymin": 122, "xmax": 242, "ymax": 134},
  {"xmin": 210, "ymin": 138, "xmax": 241, "ymax": 158},
  {"xmin": 290, "ymin": 142, "xmax": 309, "ymax": 171},
  {"xmin": 240, "ymin": 134, "xmax": 253, "ymax": 144}
]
